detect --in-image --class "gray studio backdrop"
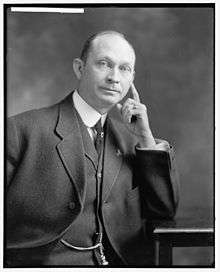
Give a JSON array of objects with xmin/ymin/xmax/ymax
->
[{"xmin": 6, "ymin": 7, "xmax": 214, "ymax": 265}]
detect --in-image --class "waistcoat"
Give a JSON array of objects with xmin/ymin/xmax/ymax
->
[{"xmin": 43, "ymin": 112, "xmax": 107, "ymax": 265}]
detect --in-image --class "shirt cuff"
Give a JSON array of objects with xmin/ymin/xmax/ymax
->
[{"xmin": 136, "ymin": 139, "xmax": 171, "ymax": 151}]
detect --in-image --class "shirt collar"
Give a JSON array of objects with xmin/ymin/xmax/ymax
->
[{"xmin": 72, "ymin": 90, "xmax": 107, "ymax": 128}]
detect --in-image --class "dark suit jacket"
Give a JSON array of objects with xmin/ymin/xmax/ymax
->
[{"xmin": 6, "ymin": 92, "xmax": 179, "ymax": 266}]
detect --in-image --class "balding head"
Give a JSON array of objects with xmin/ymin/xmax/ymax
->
[{"xmin": 80, "ymin": 30, "xmax": 136, "ymax": 64}]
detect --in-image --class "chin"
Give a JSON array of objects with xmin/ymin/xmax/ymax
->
[
  {"xmin": 96, "ymin": 99, "xmax": 118, "ymax": 110},
  {"xmin": 97, "ymin": 92, "xmax": 119, "ymax": 102},
  {"xmin": 102, "ymin": 95, "xmax": 120, "ymax": 104}
]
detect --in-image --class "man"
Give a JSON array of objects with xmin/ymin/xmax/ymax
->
[{"xmin": 6, "ymin": 30, "xmax": 179, "ymax": 267}]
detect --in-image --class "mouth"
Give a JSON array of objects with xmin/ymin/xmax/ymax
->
[{"xmin": 100, "ymin": 87, "xmax": 120, "ymax": 93}]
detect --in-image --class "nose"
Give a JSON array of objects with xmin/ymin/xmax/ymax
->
[{"xmin": 106, "ymin": 67, "xmax": 120, "ymax": 84}]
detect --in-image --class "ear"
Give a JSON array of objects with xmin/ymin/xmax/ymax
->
[
  {"xmin": 131, "ymin": 70, "xmax": 135, "ymax": 82},
  {"xmin": 73, "ymin": 58, "xmax": 85, "ymax": 80}
]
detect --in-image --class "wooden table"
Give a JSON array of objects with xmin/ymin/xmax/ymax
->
[{"xmin": 151, "ymin": 213, "xmax": 214, "ymax": 266}]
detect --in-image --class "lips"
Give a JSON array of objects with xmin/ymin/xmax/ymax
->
[{"xmin": 100, "ymin": 87, "xmax": 120, "ymax": 93}]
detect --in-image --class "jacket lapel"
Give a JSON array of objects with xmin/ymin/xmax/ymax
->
[
  {"xmin": 102, "ymin": 118, "xmax": 124, "ymax": 202},
  {"xmin": 55, "ymin": 93, "xmax": 130, "ymax": 204},
  {"xmin": 55, "ymin": 92, "xmax": 87, "ymax": 205}
]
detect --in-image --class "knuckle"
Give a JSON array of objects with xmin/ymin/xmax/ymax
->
[
  {"xmin": 141, "ymin": 104, "xmax": 147, "ymax": 111},
  {"xmin": 123, "ymin": 100, "xmax": 130, "ymax": 107}
]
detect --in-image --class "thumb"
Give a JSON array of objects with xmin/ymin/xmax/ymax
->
[{"xmin": 116, "ymin": 103, "xmax": 122, "ymax": 112}]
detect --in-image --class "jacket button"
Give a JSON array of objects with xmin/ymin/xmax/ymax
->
[{"xmin": 68, "ymin": 201, "xmax": 76, "ymax": 210}]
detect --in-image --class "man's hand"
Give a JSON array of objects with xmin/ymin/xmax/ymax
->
[{"xmin": 116, "ymin": 83, "xmax": 156, "ymax": 148}]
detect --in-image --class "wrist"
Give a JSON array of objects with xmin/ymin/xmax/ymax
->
[{"xmin": 138, "ymin": 134, "xmax": 156, "ymax": 148}]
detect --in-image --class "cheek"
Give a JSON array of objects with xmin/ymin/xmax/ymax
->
[
  {"xmin": 82, "ymin": 72, "xmax": 99, "ymax": 88},
  {"xmin": 91, "ymin": 67, "xmax": 107, "ymax": 81},
  {"xmin": 121, "ymin": 79, "xmax": 132, "ymax": 92}
]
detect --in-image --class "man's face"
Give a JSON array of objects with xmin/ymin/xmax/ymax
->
[{"xmin": 77, "ymin": 34, "xmax": 135, "ymax": 112}]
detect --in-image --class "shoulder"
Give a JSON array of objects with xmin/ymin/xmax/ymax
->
[{"xmin": 7, "ymin": 102, "xmax": 59, "ymax": 136}]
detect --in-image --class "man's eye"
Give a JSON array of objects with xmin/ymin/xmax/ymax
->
[
  {"xmin": 98, "ymin": 60, "xmax": 108, "ymax": 66},
  {"xmin": 120, "ymin": 66, "xmax": 131, "ymax": 72}
]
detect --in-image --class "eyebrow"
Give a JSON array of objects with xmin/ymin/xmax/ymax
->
[{"xmin": 97, "ymin": 56, "xmax": 133, "ymax": 67}]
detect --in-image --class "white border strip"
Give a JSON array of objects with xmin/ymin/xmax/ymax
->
[
  {"xmin": 10, "ymin": 7, "xmax": 84, "ymax": 13},
  {"xmin": 154, "ymin": 228, "xmax": 214, "ymax": 234}
]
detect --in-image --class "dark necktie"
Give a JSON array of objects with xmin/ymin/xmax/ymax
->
[
  {"xmin": 93, "ymin": 119, "xmax": 104, "ymax": 157},
  {"xmin": 93, "ymin": 119, "xmax": 109, "ymax": 265}
]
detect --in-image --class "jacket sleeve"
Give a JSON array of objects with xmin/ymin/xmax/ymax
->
[{"xmin": 135, "ymin": 143, "xmax": 179, "ymax": 220}]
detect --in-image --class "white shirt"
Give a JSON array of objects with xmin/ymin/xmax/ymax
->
[{"xmin": 73, "ymin": 90, "xmax": 107, "ymax": 142}]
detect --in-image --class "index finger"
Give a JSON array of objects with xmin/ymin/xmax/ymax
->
[{"xmin": 130, "ymin": 83, "xmax": 140, "ymax": 102}]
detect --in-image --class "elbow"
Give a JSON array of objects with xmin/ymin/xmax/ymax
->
[
  {"xmin": 146, "ymin": 199, "xmax": 178, "ymax": 220},
  {"xmin": 165, "ymin": 205, "xmax": 177, "ymax": 219},
  {"xmin": 163, "ymin": 195, "xmax": 179, "ymax": 219}
]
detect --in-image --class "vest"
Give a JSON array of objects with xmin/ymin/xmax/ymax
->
[{"xmin": 42, "ymin": 112, "xmax": 122, "ymax": 266}]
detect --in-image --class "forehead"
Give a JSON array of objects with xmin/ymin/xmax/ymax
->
[{"xmin": 90, "ymin": 34, "xmax": 135, "ymax": 66}]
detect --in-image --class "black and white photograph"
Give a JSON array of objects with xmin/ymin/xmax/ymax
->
[{"xmin": 4, "ymin": 4, "xmax": 214, "ymax": 268}]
